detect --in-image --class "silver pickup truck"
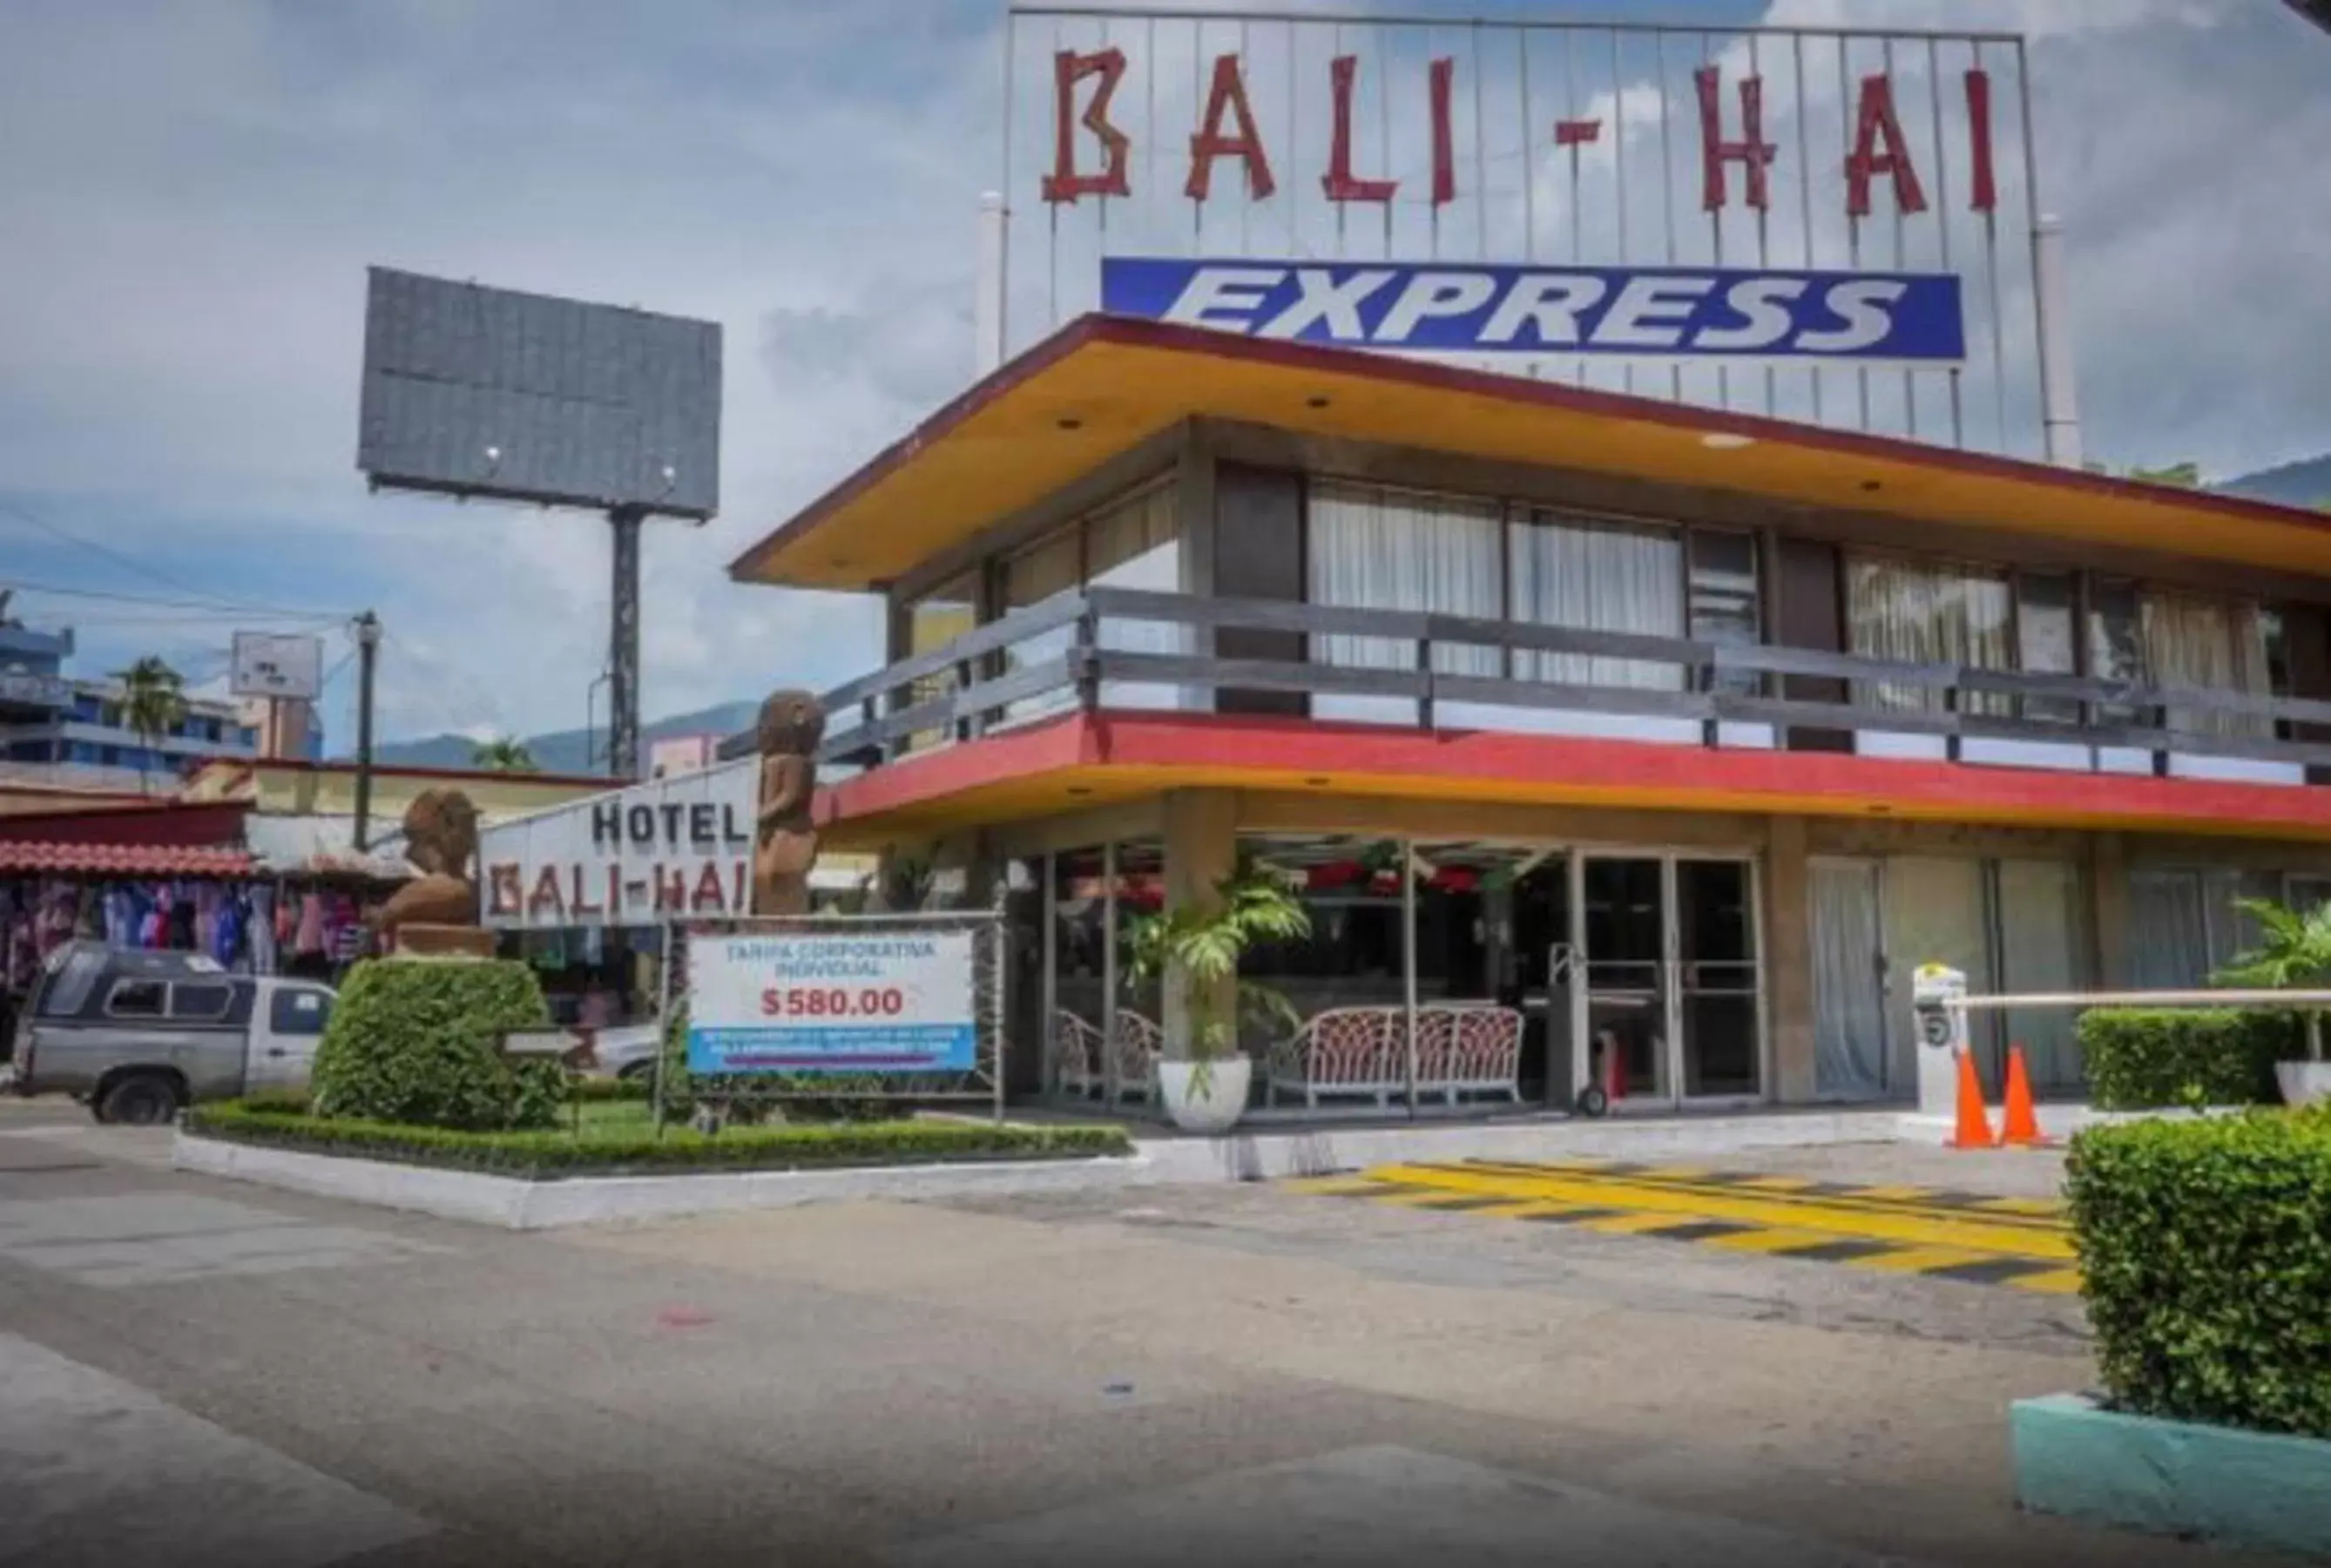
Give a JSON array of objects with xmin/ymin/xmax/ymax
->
[{"xmin": 8, "ymin": 942, "xmax": 336, "ymax": 1124}]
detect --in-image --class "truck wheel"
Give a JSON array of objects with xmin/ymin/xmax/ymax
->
[{"xmin": 96, "ymin": 1074, "xmax": 183, "ymax": 1126}]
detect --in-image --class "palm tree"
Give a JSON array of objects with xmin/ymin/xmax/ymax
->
[
  {"xmin": 2216, "ymin": 898, "xmax": 2331, "ymax": 1063},
  {"xmin": 471, "ymin": 733, "xmax": 538, "ymax": 773},
  {"xmin": 110, "ymin": 656, "xmax": 186, "ymax": 794}
]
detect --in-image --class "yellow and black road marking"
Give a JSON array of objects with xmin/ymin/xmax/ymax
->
[{"xmin": 1288, "ymin": 1157, "xmax": 2081, "ymax": 1295}]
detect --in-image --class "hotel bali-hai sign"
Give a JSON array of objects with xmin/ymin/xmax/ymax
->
[{"xmin": 993, "ymin": 8, "xmax": 2059, "ymax": 458}]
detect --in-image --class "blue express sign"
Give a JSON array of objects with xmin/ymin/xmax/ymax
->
[{"xmin": 1100, "ymin": 259, "xmax": 1965, "ymax": 362}]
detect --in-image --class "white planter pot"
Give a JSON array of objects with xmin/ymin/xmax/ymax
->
[
  {"xmin": 1155, "ymin": 1057, "xmax": 1252, "ymax": 1135},
  {"xmin": 2276, "ymin": 1060, "xmax": 2331, "ymax": 1107}
]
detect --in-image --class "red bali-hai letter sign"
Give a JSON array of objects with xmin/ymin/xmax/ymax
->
[
  {"xmin": 1186, "ymin": 52, "xmax": 1275, "ymax": 200},
  {"xmin": 1695, "ymin": 66, "xmax": 1777, "ymax": 211},
  {"xmin": 1845, "ymin": 72, "xmax": 1928, "ymax": 217},
  {"xmin": 1042, "ymin": 47, "xmax": 1130, "ymax": 204}
]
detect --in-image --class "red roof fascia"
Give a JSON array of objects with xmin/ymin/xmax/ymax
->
[
  {"xmin": 817, "ymin": 710, "xmax": 2331, "ymax": 839},
  {"xmin": 0, "ymin": 842, "xmax": 254, "ymax": 877}
]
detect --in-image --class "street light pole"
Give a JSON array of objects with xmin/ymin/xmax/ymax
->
[{"xmin": 352, "ymin": 611, "xmax": 382, "ymax": 851}]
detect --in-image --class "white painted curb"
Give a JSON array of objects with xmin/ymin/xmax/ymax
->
[
  {"xmin": 173, "ymin": 1131, "xmax": 1148, "ymax": 1228},
  {"xmin": 176, "ymin": 1106, "xmax": 1950, "ymax": 1229}
]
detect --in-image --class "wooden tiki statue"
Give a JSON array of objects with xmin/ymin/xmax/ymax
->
[{"xmin": 753, "ymin": 689, "xmax": 824, "ymax": 916}]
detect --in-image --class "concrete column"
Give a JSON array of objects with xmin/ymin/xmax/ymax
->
[
  {"xmin": 1764, "ymin": 814, "xmax": 1818, "ymax": 1105},
  {"xmin": 2091, "ymin": 832, "xmax": 2130, "ymax": 989},
  {"xmin": 1159, "ymin": 788, "xmax": 1238, "ymax": 1061}
]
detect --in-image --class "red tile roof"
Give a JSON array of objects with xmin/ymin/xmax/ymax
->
[{"xmin": 0, "ymin": 841, "xmax": 253, "ymax": 877}]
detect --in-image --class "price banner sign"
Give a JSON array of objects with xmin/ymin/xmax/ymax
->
[{"xmin": 686, "ymin": 930, "xmax": 977, "ymax": 1074}]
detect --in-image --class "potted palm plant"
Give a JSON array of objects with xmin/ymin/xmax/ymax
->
[
  {"xmin": 1120, "ymin": 856, "xmax": 1309, "ymax": 1133},
  {"xmin": 2214, "ymin": 897, "xmax": 2331, "ymax": 1106}
]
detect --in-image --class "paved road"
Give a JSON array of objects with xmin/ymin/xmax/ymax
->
[{"xmin": 0, "ymin": 1104, "xmax": 2290, "ymax": 1566}]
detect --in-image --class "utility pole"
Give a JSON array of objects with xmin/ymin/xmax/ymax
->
[{"xmin": 352, "ymin": 611, "xmax": 382, "ymax": 851}]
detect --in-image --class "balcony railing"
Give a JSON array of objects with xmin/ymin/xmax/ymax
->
[{"xmin": 811, "ymin": 587, "xmax": 2331, "ymax": 782}]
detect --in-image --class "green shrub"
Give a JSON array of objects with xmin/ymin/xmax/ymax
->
[
  {"xmin": 309, "ymin": 957, "xmax": 561, "ymax": 1131},
  {"xmin": 185, "ymin": 1098, "xmax": 1130, "ymax": 1177},
  {"xmin": 566, "ymin": 1075, "xmax": 647, "ymax": 1104},
  {"xmin": 2076, "ymin": 1008, "xmax": 2299, "ymax": 1110},
  {"xmin": 2068, "ymin": 1109, "xmax": 2331, "ymax": 1437}
]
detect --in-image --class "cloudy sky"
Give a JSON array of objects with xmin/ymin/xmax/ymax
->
[{"xmin": 1, "ymin": 0, "xmax": 2325, "ymax": 754}]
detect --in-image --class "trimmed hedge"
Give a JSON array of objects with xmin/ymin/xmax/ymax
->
[
  {"xmin": 2068, "ymin": 1108, "xmax": 2331, "ymax": 1437},
  {"xmin": 310, "ymin": 958, "xmax": 564, "ymax": 1131},
  {"xmin": 184, "ymin": 1098, "xmax": 1132, "ymax": 1178},
  {"xmin": 2077, "ymin": 1008, "xmax": 2300, "ymax": 1111}
]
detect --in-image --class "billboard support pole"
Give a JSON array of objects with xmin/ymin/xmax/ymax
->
[
  {"xmin": 2033, "ymin": 213, "xmax": 2083, "ymax": 470},
  {"xmin": 609, "ymin": 507, "xmax": 644, "ymax": 780},
  {"xmin": 352, "ymin": 611, "xmax": 381, "ymax": 852}
]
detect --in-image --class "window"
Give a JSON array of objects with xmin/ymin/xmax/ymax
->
[
  {"xmin": 2014, "ymin": 572, "xmax": 2078, "ymax": 722},
  {"xmin": 98, "ymin": 746, "xmax": 119, "ymax": 766},
  {"xmin": 269, "ymin": 988, "xmax": 333, "ymax": 1036},
  {"xmin": 39, "ymin": 948, "xmax": 108, "ymax": 1016},
  {"xmin": 1845, "ymin": 556, "xmax": 2012, "ymax": 713},
  {"xmin": 1688, "ymin": 531, "xmax": 1761, "ymax": 693},
  {"xmin": 105, "ymin": 979, "xmax": 166, "ymax": 1017},
  {"xmin": 899, "ymin": 570, "xmax": 978, "ymax": 752},
  {"xmin": 168, "ymin": 982, "xmax": 233, "ymax": 1021},
  {"xmin": 1309, "ymin": 482, "xmax": 1501, "ymax": 674},
  {"xmin": 2142, "ymin": 591, "xmax": 2270, "ymax": 737},
  {"xmin": 1510, "ymin": 512, "xmax": 1684, "ymax": 689}
]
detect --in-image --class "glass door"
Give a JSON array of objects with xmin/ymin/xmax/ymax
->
[
  {"xmin": 1676, "ymin": 858, "xmax": 1762, "ymax": 1099},
  {"xmin": 1577, "ymin": 855, "xmax": 1671, "ymax": 1104}
]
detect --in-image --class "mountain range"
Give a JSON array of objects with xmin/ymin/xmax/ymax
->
[
  {"xmin": 366, "ymin": 448, "xmax": 2330, "ymax": 774},
  {"xmin": 371, "ymin": 698, "xmax": 757, "ymax": 774}
]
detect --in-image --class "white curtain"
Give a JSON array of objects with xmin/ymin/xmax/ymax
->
[
  {"xmin": 2127, "ymin": 872, "xmax": 2212, "ymax": 990},
  {"xmin": 1088, "ymin": 485, "xmax": 1183, "ymax": 711},
  {"xmin": 1000, "ymin": 527, "xmax": 1083, "ymax": 725},
  {"xmin": 1308, "ymin": 483, "xmax": 1500, "ymax": 721},
  {"xmin": 2141, "ymin": 592, "xmax": 2269, "ymax": 738},
  {"xmin": 1810, "ymin": 862, "xmax": 1888, "ymax": 1099},
  {"xmin": 1845, "ymin": 557, "xmax": 2013, "ymax": 713},
  {"xmin": 1508, "ymin": 515, "xmax": 1684, "ymax": 688},
  {"xmin": 1996, "ymin": 860, "xmax": 2087, "ymax": 1092}
]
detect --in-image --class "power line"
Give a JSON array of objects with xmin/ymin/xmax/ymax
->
[
  {"xmin": 0, "ymin": 497, "xmax": 337, "ymax": 619},
  {"xmin": 0, "ymin": 574, "xmax": 345, "ymax": 622}
]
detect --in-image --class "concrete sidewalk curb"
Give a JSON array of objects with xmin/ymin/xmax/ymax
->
[
  {"xmin": 172, "ymin": 1132, "xmax": 1152, "ymax": 1227},
  {"xmin": 171, "ymin": 1107, "xmax": 2001, "ymax": 1228},
  {"xmin": 2011, "ymin": 1393, "xmax": 2331, "ymax": 1557}
]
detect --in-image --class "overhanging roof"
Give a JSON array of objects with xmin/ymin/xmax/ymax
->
[{"xmin": 731, "ymin": 315, "xmax": 2331, "ymax": 592}]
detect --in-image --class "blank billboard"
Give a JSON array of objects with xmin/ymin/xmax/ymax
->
[
  {"xmin": 230, "ymin": 632, "xmax": 324, "ymax": 702},
  {"xmin": 357, "ymin": 267, "xmax": 720, "ymax": 519}
]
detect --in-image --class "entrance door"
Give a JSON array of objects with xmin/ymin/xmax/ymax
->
[
  {"xmin": 1810, "ymin": 860, "xmax": 1891, "ymax": 1099},
  {"xmin": 1578, "ymin": 855, "xmax": 1671, "ymax": 1104},
  {"xmin": 1574, "ymin": 853, "xmax": 1765, "ymax": 1108},
  {"xmin": 1676, "ymin": 859, "xmax": 1761, "ymax": 1098}
]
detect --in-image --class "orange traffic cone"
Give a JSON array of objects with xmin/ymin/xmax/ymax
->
[
  {"xmin": 1998, "ymin": 1044, "xmax": 2046, "ymax": 1147},
  {"xmin": 1947, "ymin": 1049, "xmax": 1996, "ymax": 1150}
]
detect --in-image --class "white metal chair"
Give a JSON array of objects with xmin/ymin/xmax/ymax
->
[
  {"xmin": 1051, "ymin": 1009, "xmax": 1107, "ymax": 1100},
  {"xmin": 1110, "ymin": 1009, "xmax": 1163, "ymax": 1105},
  {"xmin": 1266, "ymin": 1006, "xmax": 1401, "ymax": 1109},
  {"xmin": 1443, "ymin": 1003, "xmax": 1525, "ymax": 1103}
]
